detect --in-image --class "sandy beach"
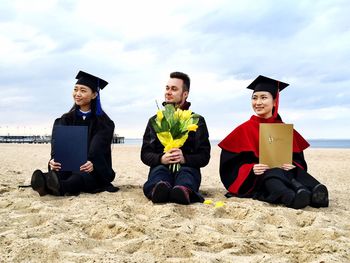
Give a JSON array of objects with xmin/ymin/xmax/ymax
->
[{"xmin": 0, "ymin": 144, "xmax": 349, "ymax": 263}]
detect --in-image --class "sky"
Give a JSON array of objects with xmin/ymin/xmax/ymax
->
[{"xmin": 0, "ymin": 0, "xmax": 349, "ymax": 139}]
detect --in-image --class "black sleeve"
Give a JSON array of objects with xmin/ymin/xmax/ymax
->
[
  {"xmin": 140, "ymin": 118, "xmax": 164, "ymax": 167},
  {"xmin": 88, "ymin": 116, "xmax": 115, "ymax": 181},
  {"xmin": 220, "ymin": 150, "xmax": 240, "ymax": 190},
  {"xmin": 88, "ymin": 118, "xmax": 115, "ymax": 159},
  {"xmin": 293, "ymin": 151, "xmax": 308, "ymax": 171},
  {"xmin": 182, "ymin": 116, "xmax": 211, "ymax": 168},
  {"xmin": 219, "ymin": 150, "xmax": 257, "ymax": 194}
]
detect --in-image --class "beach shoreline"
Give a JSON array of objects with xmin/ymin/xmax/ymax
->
[{"xmin": 0, "ymin": 144, "xmax": 349, "ymax": 262}]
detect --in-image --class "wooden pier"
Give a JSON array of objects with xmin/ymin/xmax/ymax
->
[
  {"xmin": 112, "ymin": 134, "xmax": 125, "ymax": 144},
  {"xmin": 0, "ymin": 134, "xmax": 125, "ymax": 144},
  {"xmin": 0, "ymin": 135, "xmax": 51, "ymax": 144}
]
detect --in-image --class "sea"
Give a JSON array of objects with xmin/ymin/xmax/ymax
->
[{"xmin": 124, "ymin": 138, "xmax": 350, "ymax": 149}]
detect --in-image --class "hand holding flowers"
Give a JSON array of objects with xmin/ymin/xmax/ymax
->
[
  {"xmin": 151, "ymin": 104, "xmax": 199, "ymax": 172},
  {"xmin": 160, "ymin": 148, "xmax": 185, "ymax": 166}
]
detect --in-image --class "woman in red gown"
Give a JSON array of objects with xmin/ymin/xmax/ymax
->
[{"xmin": 219, "ymin": 75, "xmax": 328, "ymax": 209}]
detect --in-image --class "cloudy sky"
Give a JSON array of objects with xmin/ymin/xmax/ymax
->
[{"xmin": 0, "ymin": 0, "xmax": 349, "ymax": 139}]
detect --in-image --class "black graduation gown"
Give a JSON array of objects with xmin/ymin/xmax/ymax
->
[{"xmin": 50, "ymin": 110, "xmax": 116, "ymax": 194}]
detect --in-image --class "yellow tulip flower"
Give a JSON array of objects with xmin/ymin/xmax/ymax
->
[
  {"xmin": 156, "ymin": 132, "xmax": 189, "ymax": 152},
  {"xmin": 187, "ymin": 124, "xmax": 198, "ymax": 132},
  {"xmin": 151, "ymin": 104, "xmax": 200, "ymax": 173},
  {"xmin": 173, "ymin": 109, "xmax": 181, "ymax": 120},
  {"xmin": 180, "ymin": 110, "xmax": 192, "ymax": 121},
  {"xmin": 156, "ymin": 110, "xmax": 163, "ymax": 122}
]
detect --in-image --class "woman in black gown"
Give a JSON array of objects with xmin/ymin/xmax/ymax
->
[{"xmin": 31, "ymin": 71, "xmax": 117, "ymax": 196}]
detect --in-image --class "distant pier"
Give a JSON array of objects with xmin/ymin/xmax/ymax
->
[
  {"xmin": 0, "ymin": 135, "xmax": 51, "ymax": 144},
  {"xmin": 0, "ymin": 134, "xmax": 125, "ymax": 144},
  {"xmin": 112, "ymin": 134, "xmax": 124, "ymax": 144}
]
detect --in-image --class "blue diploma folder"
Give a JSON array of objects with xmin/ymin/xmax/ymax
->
[{"xmin": 53, "ymin": 125, "xmax": 88, "ymax": 172}]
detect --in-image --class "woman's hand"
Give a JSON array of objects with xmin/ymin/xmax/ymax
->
[
  {"xmin": 80, "ymin": 161, "xmax": 94, "ymax": 173},
  {"xmin": 49, "ymin": 159, "xmax": 61, "ymax": 171},
  {"xmin": 253, "ymin": 164, "xmax": 269, "ymax": 175},
  {"xmin": 281, "ymin": 163, "xmax": 295, "ymax": 171}
]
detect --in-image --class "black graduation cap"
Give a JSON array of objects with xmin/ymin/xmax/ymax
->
[
  {"xmin": 247, "ymin": 75, "xmax": 289, "ymax": 98},
  {"xmin": 75, "ymin": 71, "xmax": 108, "ymax": 92}
]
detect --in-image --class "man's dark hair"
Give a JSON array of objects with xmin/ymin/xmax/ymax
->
[{"xmin": 170, "ymin": 71, "xmax": 190, "ymax": 92}]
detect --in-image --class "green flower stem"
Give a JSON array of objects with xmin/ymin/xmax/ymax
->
[{"xmin": 169, "ymin": 163, "xmax": 181, "ymax": 173}]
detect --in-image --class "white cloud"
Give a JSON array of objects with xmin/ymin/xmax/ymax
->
[
  {"xmin": 0, "ymin": 0, "xmax": 349, "ymax": 140},
  {"xmin": 283, "ymin": 106, "xmax": 350, "ymax": 122},
  {"xmin": 11, "ymin": 0, "xmax": 58, "ymax": 12},
  {"xmin": 0, "ymin": 24, "xmax": 56, "ymax": 64}
]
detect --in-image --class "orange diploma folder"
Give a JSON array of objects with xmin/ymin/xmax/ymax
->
[{"xmin": 259, "ymin": 123, "xmax": 293, "ymax": 168}]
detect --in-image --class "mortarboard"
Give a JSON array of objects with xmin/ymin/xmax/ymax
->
[
  {"xmin": 75, "ymin": 70, "xmax": 108, "ymax": 116},
  {"xmin": 247, "ymin": 75, "xmax": 289, "ymax": 99},
  {"xmin": 247, "ymin": 75, "xmax": 289, "ymax": 119},
  {"xmin": 75, "ymin": 71, "xmax": 108, "ymax": 92}
]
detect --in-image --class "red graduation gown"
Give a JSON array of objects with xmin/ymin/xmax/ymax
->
[{"xmin": 218, "ymin": 115, "xmax": 309, "ymax": 196}]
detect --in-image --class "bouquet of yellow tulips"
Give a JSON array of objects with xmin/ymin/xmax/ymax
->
[{"xmin": 151, "ymin": 103, "xmax": 199, "ymax": 172}]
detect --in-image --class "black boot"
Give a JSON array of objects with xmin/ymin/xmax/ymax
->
[
  {"xmin": 46, "ymin": 170, "xmax": 61, "ymax": 196},
  {"xmin": 31, "ymin": 170, "xmax": 48, "ymax": 196},
  {"xmin": 151, "ymin": 181, "xmax": 171, "ymax": 203},
  {"xmin": 288, "ymin": 178, "xmax": 311, "ymax": 209},
  {"xmin": 310, "ymin": 184, "xmax": 329, "ymax": 208},
  {"xmin": 288, "ymin": 189, "xmax": 311, "ymax": 209}
]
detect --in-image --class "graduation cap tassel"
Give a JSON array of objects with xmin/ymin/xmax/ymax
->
[
  {"xmin": 95, "ymin": 80, "xmax": 103, "ymax": 116},
  {"xmin": 273, "ymin": 81, "xmax": 280, "ymax": 119}
]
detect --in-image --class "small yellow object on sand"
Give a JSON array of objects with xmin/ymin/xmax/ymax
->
[
  {"xmin": 215, "ymin": 201, "xmax": 225, "ymax": 208},
  {"xmin": 203, "ymin": 199, "xmax": 213, "ymax": 205}
]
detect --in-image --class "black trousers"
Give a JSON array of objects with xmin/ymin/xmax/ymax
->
[
  {"xmin": 256, "ymin": 167, "xmax": 321, "ymax": 204},
  {"xmin": 143, "ymin": 165, "xmax": 203, "ymax": 202},
  {"xmin": 55, "ymin": 171, "xmax": 105, "ymax": 195}
]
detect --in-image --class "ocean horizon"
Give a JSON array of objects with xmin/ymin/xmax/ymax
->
[{"xmin": 123, "ymin": 138, "xmax": 350, "ymax": 149}]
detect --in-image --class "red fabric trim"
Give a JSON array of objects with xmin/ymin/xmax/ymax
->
[
  {"xmin": 228, "ymin": 163, "xmax": 254, "ymax": 194},
  {"xmin": 219, "ymin": 115, "xmax": 310, "ymax": 155},
  {"xmin": 273, "ymin": 84, "xmax": 280, "ymax": 119},
  {"xmin": 292, "ymin": 129, "xmax": 310, "ymax": 152},
  {"xmin": 293, "ymin": 160, "xmax": 305, "ymax": 170}
]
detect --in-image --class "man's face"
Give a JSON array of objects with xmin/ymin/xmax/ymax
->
[{"xmin": 164, "ymin": 78, "xmax": 188, "ymax": 105}]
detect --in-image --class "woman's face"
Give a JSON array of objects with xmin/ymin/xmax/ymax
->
[
  {"xmin": 251, "ymin": 91, "xmax": 276, "ymax": 119},
  {"xmin": 73, "ymin": 84, "xmax": 97, "ymax": 111}
]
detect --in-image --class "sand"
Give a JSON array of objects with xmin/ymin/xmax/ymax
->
[{"xmin": 0, "ymin": 144, "xmax": 349, "ymax": 263}]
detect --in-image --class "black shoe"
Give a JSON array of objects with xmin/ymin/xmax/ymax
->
[
  {"xmin": 46, "ymin": 171, "xmax": 61, "ymax": 196},
  {"xmin": 281, "ymin": 190, "xmax": 295, "ymax": 206},
  {"xmin": 311, "ymin": 184, "xmax": 329, "ymax": 208},
  {"xmin": 151, "ymin": 181, "xmax": 171, "ymax": 203},
  {"xmin": 170, "ymin": 185, "xmax": 191, "ymax": 205},
  {"xmin": 289, "ymin": 189, "xmax": 310, "ymax": 209},
  {"xmin": 31, "ymin": 170, "xmax": 48, "ymax": 196}
]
